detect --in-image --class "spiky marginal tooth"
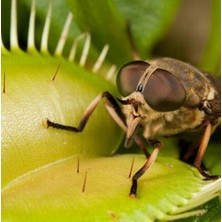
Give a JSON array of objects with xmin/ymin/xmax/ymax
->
[
  {"xmin": 8, "ymin": 0, "xmax": 115, "ymax": 80},
  {"xmin": 106, "ymin": 65, "xmax": 117, "ymax": 80},
  {"xmin": 40, "ymin": 2, "xmax": 52, "ymax": 53},
  {"xmin": 161, "ymin": 179, "xmax": 221, "ymax": 221},
  {"xmin": 173, "ymin": 178, "xmax": 221, "ymax": 214},
  {"xmin": 27, "ymin": 0, "xmax": 37, "ymax": 52},
  {"xmin": 79, "ymin": 33, "xmax": 91, "ymax": 67},
  {"xmin": 55, "ymin": 12, "xmax": 73, "ymax": 57},
  {"xmin": 163, "ymin": 209, "xmax": 207, "ymax": 221},
  {"xmin": 10, "ymin": 0, "xmax": 19, "ymax": 50},
  {"xmin": 92, "ymin": 44, "xmax": 109, "ymax": 73},
  {"xmin": 68, "ymin": 33, "xmax": 86, "ymax": 62}
]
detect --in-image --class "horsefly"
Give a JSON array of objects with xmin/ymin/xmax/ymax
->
[{"xmin": 47, "ymin": 57, "xmax": 220, "ymax": 197}]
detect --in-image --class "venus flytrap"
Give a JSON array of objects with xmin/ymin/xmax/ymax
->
[
  {"xmin": 2, "ymin": 0, "xmax": 123, "ymax": 186},
  {"xmin": 2, "ymin": 0, "xmax": 220, "ymax": 221},
  {"xmin": 2, "ymin": 154, "xmax": 221, "ymax": 222}
]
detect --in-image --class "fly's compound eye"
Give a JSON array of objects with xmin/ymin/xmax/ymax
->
[
  {"xmin": 117, "ymin": 61, "xmax": 149, "ymax": 96},
  {"xmin": 143, "ymin": 69, "xmax": 186, "ymax": 112}
]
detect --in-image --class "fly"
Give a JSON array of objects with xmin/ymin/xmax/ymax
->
[{"xmin": 46, "ymin": 57, "xmax": 220, "ymax": 197}]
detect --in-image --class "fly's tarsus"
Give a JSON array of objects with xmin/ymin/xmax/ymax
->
[
  {"xmin": 46, "ymin": 118, "xmax": 79, "ymax": 132},
  {"xmin": 129, "ymin": 140, "xmax": 161, "ymax": 197}
]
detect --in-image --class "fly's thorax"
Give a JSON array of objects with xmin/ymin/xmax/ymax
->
[
  {"xmin": 160, "ymin": 107, "xmax": 205, "ymax": 136},
  {"xmin": 141, "ymin": 107, "xmax": 205, "ymax": 138}
]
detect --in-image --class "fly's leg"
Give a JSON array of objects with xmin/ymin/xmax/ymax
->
[
  {"xmin": 194, "ymin": 122, "xmax": 219, "ymax": 179},
  {"xmin": 130, "ymin": 139, "xmax": 161, "ymax": 197},
  {"xmin": 46, "ymin": 91, "xmax": 150, "ymax": 157},
  {"xmin": 46, "ymin": 91, "xmax": 126, "ymax": 132},
  {"xmin": 134, "ymin": 135, "xmax": 150, "ymax": 158}
]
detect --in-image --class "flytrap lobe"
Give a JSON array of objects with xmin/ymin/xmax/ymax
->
[{"xmin": 2, "ymin": 0, "xmax": 221, "ymax": 221}]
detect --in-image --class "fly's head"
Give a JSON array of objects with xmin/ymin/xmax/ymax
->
[
  {"xmin": 116, "ymin": 58, "xmax": 220, "ymax": 146},
  {"xmin": 116, "ymin": 59, "xmax": 187, "ymax": 145}
]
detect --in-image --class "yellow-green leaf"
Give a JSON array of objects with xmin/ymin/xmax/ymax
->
[{"xmin": 2, "ymin": 155, "xmax": 220, "ymax": 222}]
